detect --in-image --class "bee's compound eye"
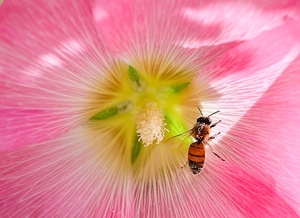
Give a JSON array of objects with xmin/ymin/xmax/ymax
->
[
  {"xmin": 204, "ymin": 117, "xmax": 212, "ymax": 125},
  {"xmin": 197, "ymin": 117, "xmax": 205, "ymax": 123}
]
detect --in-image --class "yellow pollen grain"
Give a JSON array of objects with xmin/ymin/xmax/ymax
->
[{"xmin": 135, "ymin": 100, "xmax": 168, "ymax": 147}]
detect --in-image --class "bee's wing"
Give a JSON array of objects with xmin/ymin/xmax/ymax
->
[{"xmin": 164, "ymin": 129, "xmax": 193, "ymax": 148}]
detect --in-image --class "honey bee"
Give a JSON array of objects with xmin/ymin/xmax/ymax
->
[{"xmin": 168, "ymin": 108, "xmax": 225, "ymax": 174}]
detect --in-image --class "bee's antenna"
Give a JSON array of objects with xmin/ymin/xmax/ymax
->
[
  {"xmin": 208, "ymin": 110, "xmax": 220, "ymax": 117},
  {"xmin": 197, "ymin": 107, "xmax": 203, "ymax": 116}
]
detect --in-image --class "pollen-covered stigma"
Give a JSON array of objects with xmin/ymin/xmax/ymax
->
[{"xmin": 135, "ymin": 100, "xmax": 168, "ymax": 146}]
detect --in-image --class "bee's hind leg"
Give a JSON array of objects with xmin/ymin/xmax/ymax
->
[
  {"xmin": 207, "ymin": 142, "xmax": 225, "ymax": 161},
  {"xmin": 212, "ymin": 152, "xmax": 225, "ymax": 161},
  {"xmin": 181, "ymin": 161, "xmax": 188, "ymax": 169},
  {"xmin": 209, "ymin": 132, "xmax": 221, "ymax": 140}
]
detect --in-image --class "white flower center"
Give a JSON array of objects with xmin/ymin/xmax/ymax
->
[{"xmin": 135, "ymin": 100, "xmax": 168, "ymax": 146}]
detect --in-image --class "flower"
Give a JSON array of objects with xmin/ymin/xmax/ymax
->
[{"xmin": 1, "ymin": 0, "xmax": 300, "ymax": 217}]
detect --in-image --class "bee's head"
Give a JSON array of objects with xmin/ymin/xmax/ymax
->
[{"xmin": 197, "ymin": 116, "xmax": 212, "ymax": 125}]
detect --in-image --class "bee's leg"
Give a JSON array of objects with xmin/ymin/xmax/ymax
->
[
  {"xmin": 207, "ymin": 143, "xmax": 225, "ymax": 161},
  {"xmin": 181, "ymin": 161, "xmax": 188, "ymax": 169},
  {"xmin": 212, "ymin": 152, "xmax": 225, "ymax": 161},
  {"xmin": 210, "ymin": 120, "xmax": 221, "ymax": 128},
  {"xmin": 209, "ymin": 132, "xmax": 220, "ymax": 140}
]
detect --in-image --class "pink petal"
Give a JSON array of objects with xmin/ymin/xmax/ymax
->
[
  {"xmin": 92, "ymin": 0, "xmax": 300, "ymax": 57},
  {"xmin": 0, "ymin": 126, "xmax": 134, "ymax": 217},
  {"xmin": 0, "ymin": 0, "xmax": 112, "ymax": 150},
  {"xmin": 186, "ymin": 17, "xmax": 300, "ymax": 135},
  {"xmin": 177, "ymin": 17, "xmax": 300, "ymax": 217},
  {"xmin": 210, "ymin": 162, "xmax": 298, "ymax": 217},
  {"xmin": 222, "ymin": 54, "xmax": 300, "ymax": 215},
  {"xmin": 135, "ymin": 155, "xmax": 298, "ymax": 217},
  {"xmin": 166, "ymin": 54, "xmax": 300, "ymax": 216},
  {"xmin": 178, "ymin": 0, "xmax": 300, "ymax": 48},
  {"xmin": 188, "ymin": 42, "xmax": 300, "ymax": 217},
  {"xmin": 204, "ymin": 17, "xmax": 300, "ymax": 80}
]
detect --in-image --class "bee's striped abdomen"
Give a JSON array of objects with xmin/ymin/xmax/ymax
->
[{"xmin": 188, "ymin": 141, "xmax": 205, "ymax": 174}]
